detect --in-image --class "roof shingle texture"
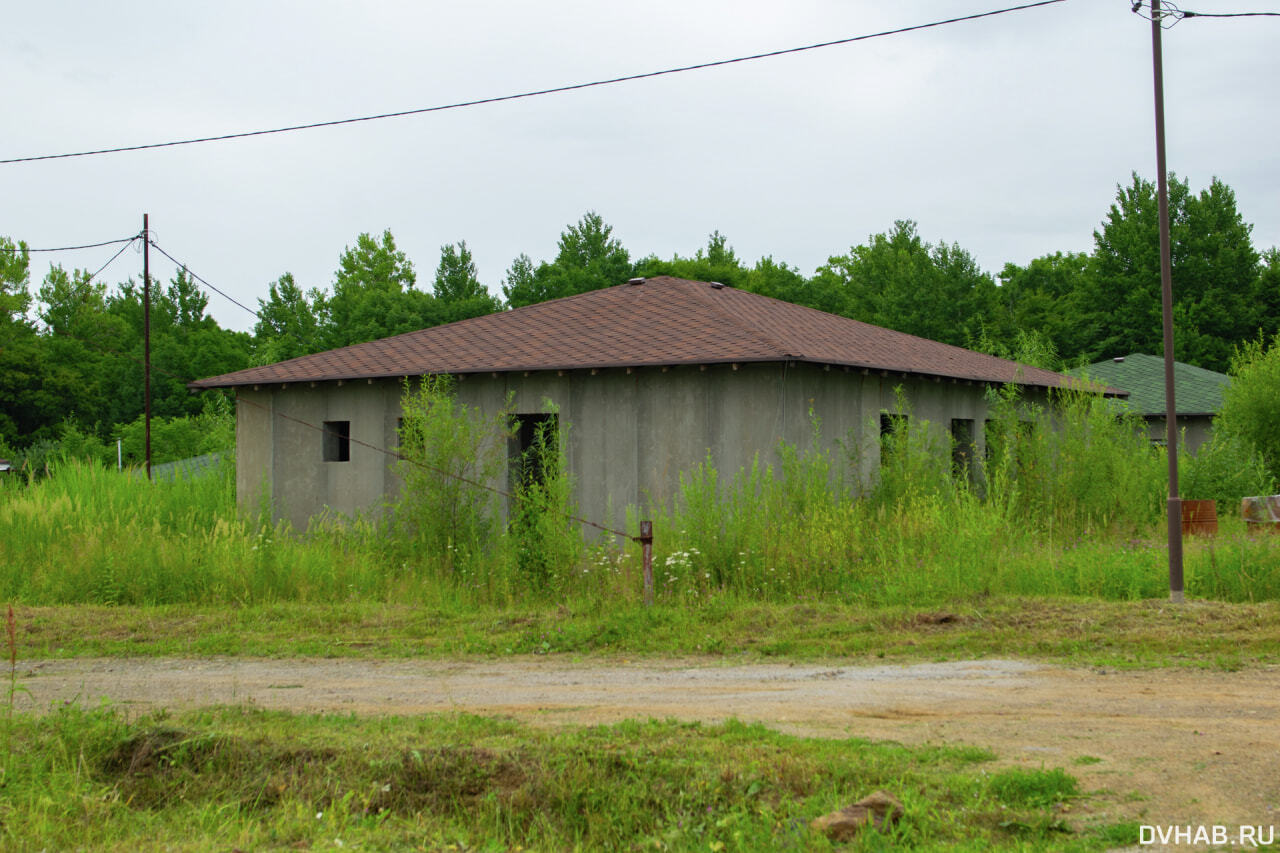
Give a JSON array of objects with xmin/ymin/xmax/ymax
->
[
  {"xmin": 1078, "ymin": 353, "xmax": 1229, "ymax": 416},
  {"xmin": 192, "ymin": 276, "xmax": 1081, "ymax": 390}
]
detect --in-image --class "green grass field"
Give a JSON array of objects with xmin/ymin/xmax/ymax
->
[
  {"xmin": 2, "ymin": 407, "xmax": 1277, "ymax": 850},
  {"xmin": 3, "ymin": 704, "xmax": 1127, "ymax": 852}
]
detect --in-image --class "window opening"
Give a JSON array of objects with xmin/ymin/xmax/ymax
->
[
  {"xmin": 950, "ymin": 418, "xmax": 975, "ymax": 481},
  {"xmin": 323, "ymin": 420, "xmax": 351, "ymax": 462},
  {"xmin": 879, "ymin": 412, "xmax": 908, "ymax": 468},
  {"xmin": 509, "ymin": 413, "xmax": 558, "ymax": 489}
]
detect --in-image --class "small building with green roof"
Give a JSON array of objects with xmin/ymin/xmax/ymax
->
[{"xmin": 1078, "ymin": 353, "xmax": 1230, "ymax": 452}]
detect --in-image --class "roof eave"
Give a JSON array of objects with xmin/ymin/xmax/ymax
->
[{"xmin": 190, "ymin": 355, "xmax": 1080, "ymax": 391}]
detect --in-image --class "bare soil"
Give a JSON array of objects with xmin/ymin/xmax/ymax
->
[{"xmin": 19, "ymin": 656, "xmax": 1280, "ymax": 832}]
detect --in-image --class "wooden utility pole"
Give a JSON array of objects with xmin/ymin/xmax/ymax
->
[
  {"xmin": 1150, "ymin": 1, "xmax": 1183, "ymax": 602},
  {"xmin": 143, "ymin": 213, "xmax": 152, "ymax": 482}
]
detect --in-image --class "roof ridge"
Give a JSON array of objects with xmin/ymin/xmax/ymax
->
[{"xmin": 679, "ymin": 279, "xmax": 799, "ymax": 359}]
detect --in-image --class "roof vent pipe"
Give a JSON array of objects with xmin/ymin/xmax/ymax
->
[{"xmin": 628, "ymin": 277, "xmax": 645, "ymax": 286}]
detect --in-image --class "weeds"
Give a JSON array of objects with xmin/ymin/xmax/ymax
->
[
  {"xmin": 3, "ymin": 383, "xmax": 1280, "ymax": 609},
  {"xmin": 508, "ymin": 401, "xmax": 582, "ymax": 587},
  {"xmin": 4, "ymin": 605, "xmax": 17, "ymax": 772},
  {"xmin": 1, "ymin": 706, "xmax": 1100, "ymax": 851},
  {"xmin": 392, "ymin": 375, "xmax": 507, "ymax": 574}
]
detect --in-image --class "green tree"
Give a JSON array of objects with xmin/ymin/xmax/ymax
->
[
  {"xmin": 743, "ymin": 255, "xmax": 809, "ymax": 304},
  {"xmin": 115, "ymin": 395, "xmax": 236, "ymax": 466},
  {"xmin": 253, "ymin": 273, "xmax": 323, "ymax": 364},
  {"xmin": 37, "ymin": 264, "xmax": 109, "ymax": 335},
  {"xmin": 1217, "ymin": 335, "xmax": 1280, "ymax": 483},
  {"xmin": 992, "ymin": 251, "xmax": 1094, "ymax": 366},
  {"xmin": 0, "ymin": 238, "xmax": 40, "ymax": 446},
  {"xmin": 0, "ymin": 237, "xmax": 31, "ymax": 322},
  {"xmin": 504, "ymin": 212, "xmax": 633, "ymax": 307},
  {"xmin": 33, "ymin": 265, "xmax": 131, "ymax": 435},
  {"xmin": 0, "ymin": 250, "xmax": 248, "ymax": 451},
  {"xmin": 1087, "ymin": 174, "xmax": 1260, "ymax": 371},
  {"xmin": 633, "ymin": 231, "xmax": 810, "ymax": 304},
  {"xmin": 812, "ymin": 220, "xmax": 998, "ymax": 347},
  {"xmin": 1252, "ymin": 248, "xmax": 1280, "ymax": 340},
  {"xmin": 433, "ymin": 240, "xmax": 500, "ymax": 322},
  {"xmin": 318, "ymin": 230, "xmax": 442, "ymax": 349},
  {"xmin": 503, "ymin": 253, "xmax": 535, "ymax": 306},
  {"xmin": 107, "ymin": 269, "xmax": 251, "ymax": 421},
  {"xmin": 634, "ymin": 230, "xmax": 751, "ymax": 288}
]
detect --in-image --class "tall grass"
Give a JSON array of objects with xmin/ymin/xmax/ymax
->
[
  {"xmin": 0, "ymin": 460, "xmax": 402, "ymax": 606},
  {"xmin": 3, "ymin": 706, "xmax": 1091, "ymax": 851},
  {"xmin": 648, "ymin": 386, "xmax": 1280, "ymax": 605},
  {"xmin": 2, "ymin": 385, "xmax": 1279, "ymax": 608},
  {"xmin": 391, "ymin": 376, "xmax": 506, "ymax": 571}
]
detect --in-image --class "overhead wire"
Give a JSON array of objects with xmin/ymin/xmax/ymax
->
[
  {"xmin": 0, "ymin": 236, "xmax": 138, "ymax": 253},
  {"xmin": 0, "ymin": 233, "xmax": 139, "ymax": 295},
  {"xmin": 85, "ymin": 236, "xmax": 142, "ymax": 285},
  {"xmin": 1, "ymin": 0, "xmax": 1068, "ymax": 165},
  {"xmin": 1181, "ymin": 8, "xmax": 1280, "ymax": 16},
  {"xmin": 1131, "ymin": 0, "xmax": 1189, "ymax": 26},
  {"xmin": 147, "ymin": 240, "xmax": 263, "ymax": 320},
  {"xmin": 1131, "ymin": 1, "xmax": 1280, "ymax": 26}
]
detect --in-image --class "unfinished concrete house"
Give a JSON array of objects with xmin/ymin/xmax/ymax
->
[{"xmin": 191, "ymin": 276, "xmax": 1080, "ymax": 533}]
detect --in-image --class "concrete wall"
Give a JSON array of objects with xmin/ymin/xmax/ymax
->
[
  {"xmin": 1144, "ymin": 414, "xmax": 1215, "ymax": 454},
  {"xmin": 236, "ymin": 364, "xmax": 1029, "ymax": 534},
  {"xmin": 237, "ymin": 381, "xmax": 401, "ymax": 530}
]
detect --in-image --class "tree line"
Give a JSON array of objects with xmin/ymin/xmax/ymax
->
[{"xmin": 2, "ymin": 172, "xmax": 1277, "ymax": 464}]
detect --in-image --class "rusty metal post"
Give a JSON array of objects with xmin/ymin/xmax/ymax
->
[
  {"xmin": 1150, "ymin": 1, "xmax": 1183, "ymax": 602},
  {"xmin": 639, "ymin": 520, "xmax": 654, "ymax": 606}
]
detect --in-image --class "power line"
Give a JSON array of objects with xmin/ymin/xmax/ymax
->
[
  {"xmin": 0, "ymin": 236, "xmax": 138, "ymax": 253},
  {"xmin": 1, "ymin": 0, "xmax": 1068, "ymax": 166},
  {"xmin": 1181, "ymin": 9, "xmax": 1280, "ymax": 16},
  {"xmin": 147, "ymin": 240, "xmax": 263, "ymax": 321},
  {"xmin": 0, "ymin": 233, "xmax": 138, "ymax": 290},
  {"xmin": 1132, "ymin": 1, "xmax": 1280, "ymax": 25},
  {"xmin": 85, "ymin": 237, "xmax": 141, "ymax": 285}
]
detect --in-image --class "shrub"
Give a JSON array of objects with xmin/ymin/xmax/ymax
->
[
  {"xmin": 1218, "ymin": 335, "xmax": 1280, "ymax": 483},
  {"xmin": 115, "ymin": 395, "xmax": 235, "ymax": 466},
  {"xmin": 1180, "ymin": 431, "xmax": 1274, "ymax": 512},
  {"xmin": 392, "ymin": 376, "xmax": 509, "ymax": 571},
  {"xmin": 985, "ymin": 384, "xmax": 1165, "ymax": 533}
]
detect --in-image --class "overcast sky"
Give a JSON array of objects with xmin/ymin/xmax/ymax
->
[{"xmin": 4, "ymin": 0, "xmax": 1277, "ymax": 333}]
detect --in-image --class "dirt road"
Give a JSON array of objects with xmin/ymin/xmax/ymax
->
[{"xmin": 20, "ymin": 656, "xmax": 1280, "ymax": 832}]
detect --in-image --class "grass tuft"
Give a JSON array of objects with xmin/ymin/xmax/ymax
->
[{"xmin": 1, "ymin": 705, "xmax": 1094, "ymax": 851}]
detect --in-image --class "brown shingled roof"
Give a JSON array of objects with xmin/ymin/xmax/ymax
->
[{"xmin": 191, "ymin": 276, "xmax": 1084, "ymax": 390}]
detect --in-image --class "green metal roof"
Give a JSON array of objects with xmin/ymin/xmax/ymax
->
[{"xmin": 1076, "ymin": 353, "xmax": 1230, "ymax": 417}]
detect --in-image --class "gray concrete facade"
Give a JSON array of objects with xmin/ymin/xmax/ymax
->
[
  {"xmin": 237, "ymin": 363, "xmax": 1037, "ymax": 534},
  {"xmin": 1143, "ymin": 414, "xmax": 1215, "ymax": 454}
]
